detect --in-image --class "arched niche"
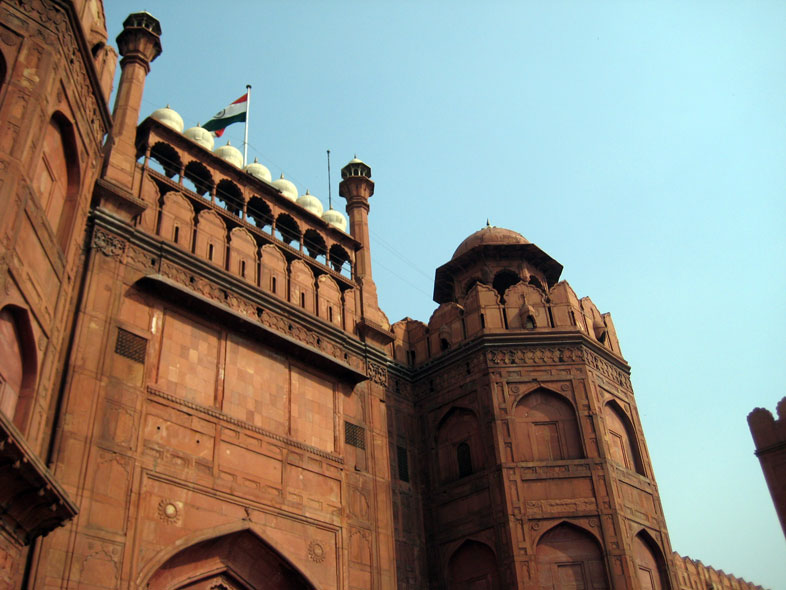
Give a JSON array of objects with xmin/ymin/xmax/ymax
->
[
  {"xmin": 446, "ymin": 540, "xmax": 500, "ymax": 590},
  {"xmin": 289, "ymin": 259, "xmax": 315, "ymax": 313},
  {"xmin": 435, "ymin": 407, "xmax": 484, "ymax": 483},
  {"xmin": 228, "ymin": 227, "xmax": 258, "ymax": 284},
  {"xmin": 159, "ymin": 191, "xmax": 195, "ymax": 250},
  {"xmin": 149, "ymin": 141, "xmax": 181, "ymax": 179},
  {"xmin": 195, "ymin": 210, "xmax": 227, "ymax": 267},
  {"xmin": 604, "ymin": 400, "xmax": 644, "ymax": 475},
  {"xmin": 216, "ymin": 178, "xmax": 244, "ymax": 218},
  {"xmin": 34, "ymin": 113, "xmax": 81, "ymax": 249},
  {"xmin": 536, "ymin": 522, "xmax": 610, "ymax": 590},
  {"xmin": 184, "ymin": 160, "xmax": 214, "ymax": 197},
  {"xmin": 0, "ymin": 306, "xmax": 38, "ymax": 432},
  {"xmin": 632, "ymin": 531, "xmax": 671, "ymax": 590},
  {"xmin": 317, "ymin": 274, "xmax": 341, "ymax": 327},
  {"xmin": 145, "ymin": 530, "xmax": 316, "ymax": 590},
  {"xmin": 260, "ymin": 244, "xmax": 287, "ymax": 299},
  {"xmin": 514, "ymin": 388, "xmax": 584, "ymax": 461}
]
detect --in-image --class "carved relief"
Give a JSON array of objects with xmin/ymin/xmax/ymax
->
[
  {"xmin": 307, "ymin": 540, "xmax": 326, "ymax": 563},
  {"xmin": 367, "ymin": 360, "xmax": 388, "ymax": 386},
  {"xmin": 91, "ymin": 228, "xmax": 126, "ymax": 259},
  {"xmin": 157, "ymin": 499, "xmax": 181, "ymax": 524}
]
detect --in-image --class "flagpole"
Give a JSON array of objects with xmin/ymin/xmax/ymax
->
[{"xmin": 243, "ymin": 84, "xmax": 251, "ymax": 167}]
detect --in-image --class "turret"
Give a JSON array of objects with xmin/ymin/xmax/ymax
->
[{"xmin": 103, "ymin": 12, "xmax": 162, "ymax": 189}]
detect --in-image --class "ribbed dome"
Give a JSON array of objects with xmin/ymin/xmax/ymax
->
[
  {"xmin": 245, "ymin": 157, "xmax": 271, "ymax": 182},
  {"xmin": 214, "ymin": 141, "xmax": 243, "ymax": 168},
  {"xmin": 272, "ymin": 173, "xmax": 297, "ymax": 201},
  {"xmin": 322, "ymin": 208, "xmax": 347, "ymax": 232},
  {"xmin": 452, "ymin": 225, "xmax": 529, "ymax": 260},
  {"xmin": 184, "ymin": 125, "xmax": 214, "ymax": 150},
  {"xmin": 297, "ymin": 190, "xmax": 323, "ymax": 216},
  {"xmin": 151, "ymin": 105, "xmax": 184, "ymax": 133}
]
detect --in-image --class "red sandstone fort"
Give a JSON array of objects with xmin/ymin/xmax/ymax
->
[{"xmin": 0, "ymin": 2, "xmax": 780, "ymax": 589}]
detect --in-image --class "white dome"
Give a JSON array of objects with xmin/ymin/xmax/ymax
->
[
  {"xmin": 322, "ymin": 207, "xmax": 347, "ymax": 232},
  {"xmin": 297, "ymin": 189, "xmax": 323, "ymax": 216},
  {"xmin": 151, "ymin": 105, "xmax": 184, "ymax": 133},
  {"xmin": 272, "ymin": 173, "xmax": 297, "ymax": 201},
  {"xmin": 244, "ymin": 157, "xmax": 271, "ymax": 182},
  {"xmin": 183, "ymin": 125, "xmax": 214, "ymax": 150},
  {"xmin": 214, "ymin": 141, "xmax": 243, "ymax": 168}
]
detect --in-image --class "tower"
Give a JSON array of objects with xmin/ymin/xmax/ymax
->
[{"xmin": 388, "ymin": 225, "xmax": 676, "ymax": 589}]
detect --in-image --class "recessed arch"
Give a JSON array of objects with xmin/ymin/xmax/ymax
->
[
  {"xmin": 604, "ymin": 399, "xmax": 644, "ymax": 475},
  {"xmin": 436, "ymin": 407, "xmax": 484, "ymax": 482},
  {"xmin": 149, "ymin": 141, "xmax": 181, "ymax": 178},
  {"xmin": 528, "ymin": 275, "xmax": 545, "ymax": 291},
  {"xmin": 513, "ymin": 387, "xmax": 584, "ymax": 461},
  {"xmin": 633, "ymin": 530, "xmax": 671, "ymax": 590},
  {"xmin": 535, "ymin": 522, "xmax": 609, "ymax": 590},
  {"xmin": 464, "ymin": 277, "xmax": 482, "ymax": 295},
  {"xmin": 0, "ymin": 305, "xmax": 38, "ymax": 432},
  {"xmin": 35, "ymin": 113, "xmax": 81, "ymax": 249},
  {"xmin": 184, "ymin": 160, "xmax": 214, "ymax": 197},
  {"xmin": 142, "ymin": 527, "xmax": 317, "ymax": 590},
  {"xmin": 216, "ymin": 178, "xmax": 244, "ymax": 218},
  {"xmin": 446, "ymin": 540, "xmax": 501, "ymax": 590},
  {"xmin": 275, "ymin": 214, "xmax": 301, "ymax": 247}
]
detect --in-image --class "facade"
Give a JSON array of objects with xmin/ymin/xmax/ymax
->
[
  {"xmin": 0, "ymin": 3, "xmax": 769, "ymax": 590},
  {"xmin": 748, "ymin": 397, "xmax": 786, "ymax": 540}
]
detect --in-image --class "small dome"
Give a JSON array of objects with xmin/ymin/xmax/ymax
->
[
  {"xmin": 297, "ymin": 190, "xmax": 324, "ymax": 216},
  {"xmin": 183, "ymin": 124, "xmax": 214, "ymax": 150},
  {"xmin": 214, "ymin": 141, "xmax": 243, "ymax": 168},
  {"xmin": 452, "ymin": 224, "xmax": 529, "ymax": 260},
  {"xmin": 151, "ymin": 105, "xmax": 184, "ymax": 133},
  {"xmin": 322, "ymin": 207, "xmax": 347, "ymax": 232},
  {"xmin": 272, "ymin": 173, "xmax": 297, "ymax": 201},
  {"xmin": 245, "ymin": 157, "xmax": 271, "ymax": 182}
]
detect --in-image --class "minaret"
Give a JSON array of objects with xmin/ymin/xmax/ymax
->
[
  {"xmin": 103, "ymin": 12, "xmax": 162, "ymax": 190},
  {"xmin": 339, "ymin": 157, "xmax": 392, "ymax": 347}
]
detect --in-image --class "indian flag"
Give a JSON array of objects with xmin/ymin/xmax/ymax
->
[{"xmin": 203, "ymin": 93, "xmax": 248, "ymax": 137}]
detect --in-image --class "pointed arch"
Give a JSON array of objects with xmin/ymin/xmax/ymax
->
[
  {"xmin": 492, "ymin": 269, "xmax": 520, "ymax": 303},
  {"xmin": 328, "ymin": 244, "xmax": 351, "ymax": 277},
  {"xmin": 260, "ymin": 244, "xmax": 287, "ymax": 299},
  {"xmin": 446, "ymin": 540, "xmax": 501, "ymax": 590},
  {"xmin": 275, "ymin": 213, "xmax": 301, "ymax": 247},
  {"xmin": 142, "ymin": 527, "xmax": 317, "ymax": 590},
  {"xmin": 160, "ymin": 191, "xmax": 195, "ymax": 250},
  {"xmin": 604, "ymin": 399, "xmax": 644, "ymax": 475},
  {"xmin": 633, "ymin": 530, "xmax": 671, "ymax": 590},
  {"xmin": 247, "ymin": 196, "xmax": 272, "ymax": 231},
  {"xmin": 0, "ymin": 305, "xmax": 38, "ymax": 432},
  {"xmin": 435, "ymin": 407, "xmax": 484, "ymax": 482},
  {"xmin": 195, "ymin": 210, "xmax": 227, "ymax": 267},
  {"xmin": 303, "ymin": 229, "xmax": 327, "ymax": 263},
  {"xmin": 228, "ymin": 227, "xmax": 258, "ymax": 284},
  {"xmin": 35, "ymin": 113, "xmax": 81, "ymax": 249},
  {"xmin": 535, "ymin": 522, "xmax": 609, "ymax": 590},
  {"xmin": 514, "ymin": 387, "xmax": 584, "ymax": 461}
]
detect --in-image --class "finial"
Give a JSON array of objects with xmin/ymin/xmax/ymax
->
[
  {"xmin": 226, "ymin": 140, "xmax": 232, "ymax": 146},
  {"xmin": 486, "ymin": 218, "xmax": 491, "ymax": 228},
  {"xmin": 254, "ymin": 157, "xmax": 259, "ymax": 163},
  {"xmin": 280, "ymin": 173, "xmax": 285, "ymax": 179}
]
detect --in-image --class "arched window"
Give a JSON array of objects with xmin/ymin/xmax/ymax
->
[
  {"xmin": 492, "ymin": 270, "xmax": 520, "ymax": 303},
  {"xmin": 604, "ymin": 401, "xmax": 645, "ymax": 475},
  {"xmin": 328, "ymin": 244, "xmax": 351, "ymax": 277},
  {"xmin": 529, "ymin": 275, "xmax": 545, "ymax": 291},
  {"xmin": 275, "ymin": 214, "xmax": 301, "ymax": 247},
  {"xmin": 457, "ymin": 442, "xmax": 472, "ymax": 477},
  {"xmin": 514, "ymin": 389, "xmax": 584, "ymax": 461},
  {"xmin": 183, "ymin": 160, "xmax": 214, "ymax": 197},
  {"xmin": 246, "ymin": 196, "xmax": 272, "ymax": 231},
  {"xmin": 34, "ymin": 115, "xmax": 80, "ymax": 248},
  {"xmin": 633, "ymin": 531, "xmax": 671, "ymax": 590},
  {"xmin": 216, "ymin": 179, "xmax": 243, "ymax": 217},
  {"xmin": 303, "ymin": 229, "xmax": 327, "ymax": 264},
  {"xmin": 447, "ymin": 540, "xmax": 501, "ymax": 590},
  {"xmin": 149, "ymin": 141, "xmax": 181, "ymax": 178},
  {"xmin": 536, "ymin": 523, "xmax": 609, "ymax": 590}
]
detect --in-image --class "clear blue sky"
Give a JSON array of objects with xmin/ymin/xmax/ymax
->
[{"xmin": 106, "ymin": 2, "xmax": 786, "ymax": 587}]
